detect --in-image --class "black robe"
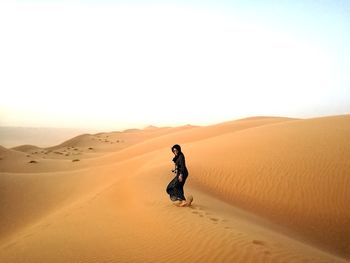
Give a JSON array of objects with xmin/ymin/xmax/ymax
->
[{"xmin": 166, "ymin": 152, "xmax": 188, "ymax": 201}]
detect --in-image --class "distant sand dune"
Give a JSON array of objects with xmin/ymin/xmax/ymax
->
[
  {"xmin": 0, "ymin": 115, "xmax": 349, "ymax": 262},
  {"xmin": 11, "ymin": 145, "xmax": 43, "ymax": 152}
]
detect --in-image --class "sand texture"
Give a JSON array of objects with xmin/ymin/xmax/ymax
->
[{"xmin": 0, "ymin": 116, "xmax": 349, "ymax": 262}]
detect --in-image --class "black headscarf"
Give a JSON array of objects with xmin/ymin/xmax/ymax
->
[{"xmin": 171, "ymin": 144, "xmax": 182, "ymax": 162}]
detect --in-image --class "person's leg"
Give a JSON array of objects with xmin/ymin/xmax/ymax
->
[
  {"xmin": 177, "ymin": 181, "xmax": 186, "ymax": 200},
  {"xmin": 180, "ymin": 175, "xmax": 192, "ymax": 206},
  {"xmin": 177, "ymin": 179, "xmax": 187, "ymax": 206}
]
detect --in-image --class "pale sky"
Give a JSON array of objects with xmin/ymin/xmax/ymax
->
[{"xmin": 0, "ymin": 0, "xmax": 349, "ymax": 130}]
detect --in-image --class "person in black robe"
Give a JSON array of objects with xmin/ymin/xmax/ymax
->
[{"xmin": 166, "ymin": 144, "xmax": 189, "ymax": 206}]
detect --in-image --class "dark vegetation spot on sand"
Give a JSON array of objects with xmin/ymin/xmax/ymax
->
[
  {"xmin": 29, "ymin": 160, "xmax": 38, "ymax": 163},
  {"xmin": 72, "ymin": 159, "xmax": 80, "ymax": 162}
]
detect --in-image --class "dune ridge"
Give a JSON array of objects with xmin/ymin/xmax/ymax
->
[{"xmin": 0, "ymin": 115, "xmax": 349, "ymax": 262}]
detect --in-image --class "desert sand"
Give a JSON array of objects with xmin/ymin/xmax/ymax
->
[{"xmin": 0, "ymin": 115, "xmax": 349, "ymax": 263}]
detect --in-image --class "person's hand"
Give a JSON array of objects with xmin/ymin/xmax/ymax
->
[{"xmin": 178, "ymin": 174, "xmax": 183, "ymax": 182}]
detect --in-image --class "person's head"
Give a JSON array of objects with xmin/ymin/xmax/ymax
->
[{"xmin": 171, "ymin": 144, "xmax": 181, "ymax": 156}]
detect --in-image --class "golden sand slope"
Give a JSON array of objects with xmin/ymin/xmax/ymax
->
[
  {"xmin": 0, "ymin": 116, "xmax": 349, "ymax": 263},
  {"xmin": 186, "ymin": 115, "xmax": 350, "ymax": 258}
]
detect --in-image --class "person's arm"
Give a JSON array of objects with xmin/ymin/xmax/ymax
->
[{"xmin": 177, "ymin": 155, "xmax": 185, "ymax": 182}]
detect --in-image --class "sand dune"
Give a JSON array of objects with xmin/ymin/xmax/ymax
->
[
  {"xmin": 12, "ymin": 145, "xmax": 43, "ymax": 152},
  {"xmin": 81, "ymin": 116, "xmax": 297, "ymax": 168},
  {"xmin": 0, "ymin": 127, "xmax": 92, "ymax": 148},
  {"xmin": 0, "ymin": 125, "xmax": 196, "ymax": 173},
  {"xmin": 0, "ymin": 115, "xmax": 349, "ymax": 262},
  {"xmin": 185, "ymin": 115, "xmax": 350, "ymax": 258}
]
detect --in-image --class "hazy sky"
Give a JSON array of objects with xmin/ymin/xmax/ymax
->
[{"xmin": 0, "ymin": 0, "xmax": 349, "ymax": 130}]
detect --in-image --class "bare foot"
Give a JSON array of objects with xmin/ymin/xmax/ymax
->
[
  {"xmin": 179, "ymin": 200, "xmax": 187, "ymax": 207},
  {"xmin": 172, "ymin": 200, "xmax": 182, "ymax": 206},
  {"xmin": 186, "ymin": 195, "xmax": 193, "ymax": 206}
]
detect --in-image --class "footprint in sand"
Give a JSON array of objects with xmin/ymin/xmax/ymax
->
[
  {"xmin": 252, "ymin": 240, "xmax": 265, "ymax": 246},
  {"xmin": 192, "ymin": 211, "xmax": 205, "ymax": 217},
  {"xmin": 39, "ymin": 223, "xmax": 52, "ymax": 228},
  {"xmin": 3, "ymin": 241, "xmax": 17, "ymax": 250},
  {"xmin": 23, "ymin": 233, "xmax": 33, "ymax": 239},
  {"xmin": 189, "ymin": 205, "xmax": 229, "ymax": 226}
]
